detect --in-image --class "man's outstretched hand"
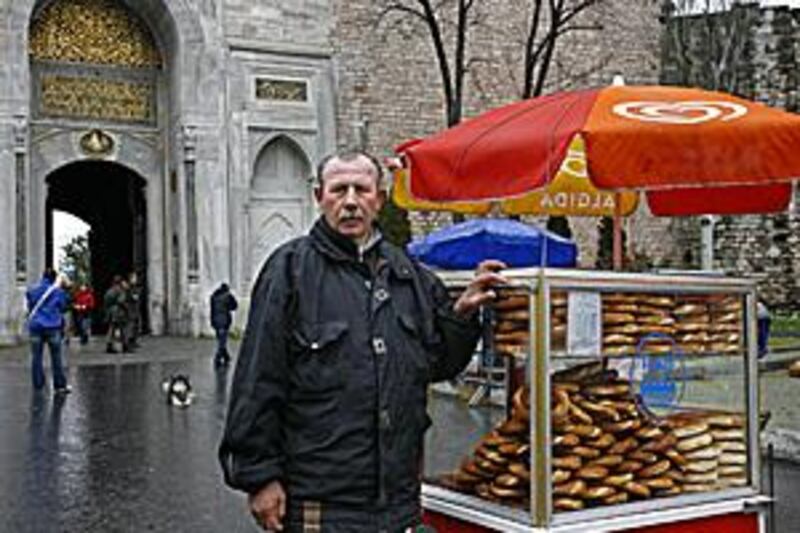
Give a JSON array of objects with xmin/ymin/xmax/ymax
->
[{"xmin": 453, "ymin": 259, "xmax": 508, "ymax": 318}]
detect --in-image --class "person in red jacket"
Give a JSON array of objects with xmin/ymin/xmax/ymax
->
[{"xmin": 73, "ymin": 284, "xmax": 96, "ymax": 345}]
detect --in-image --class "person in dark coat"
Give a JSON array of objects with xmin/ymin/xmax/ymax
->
[
  {"xmin": 210, "ymin": 282, "xmax": 238, "ymax": 366},
  {"xmin": 219, "ymin": 151, "xmax": 506, "ymax": 532},
  {"xmin": 104, "ymin": 276, "xmax": 129, "ymax": 353},
  {"xmin": 26, "ymin": 268, "xmax": 70, "ymax": 393}
]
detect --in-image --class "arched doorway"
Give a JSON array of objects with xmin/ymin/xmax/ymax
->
[
  {"xmin": 46, "ymin": 161, "xmax": 149, "ymax": 332},
  {"xmin": 248, "ymin": 136, "xmax": 313, "ymax": 281}
]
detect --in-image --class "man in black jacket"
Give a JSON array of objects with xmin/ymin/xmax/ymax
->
[
  {"xmin": 210, "ymin": 282, "xmax": 238, "ymax": 366},
  {"xmin": 219, "ymin": 150, "xmax": 505, "ymax": 532}
]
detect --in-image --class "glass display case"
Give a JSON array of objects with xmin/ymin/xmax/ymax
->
[{"xmin": 424, "ymin": 268, "xmax": 766, "ymax": 532}]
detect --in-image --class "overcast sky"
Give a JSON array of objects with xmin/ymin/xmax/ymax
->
[{"xmin": 53, "ymin": 211, "xmax": 89, "ymax": 268}]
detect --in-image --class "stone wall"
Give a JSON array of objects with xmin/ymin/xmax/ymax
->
[{"xmin": 332, "ymin": 0, "xmax": 667, "ymax": 268}]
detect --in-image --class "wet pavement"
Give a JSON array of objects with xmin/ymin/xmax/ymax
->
[
  {"xmin": 0, "ymin": 337, "xmax": 257, "ymax": 533},
  {"xmin": 0, "ymin": 337, "xmax": 798, "ymax": 532}
]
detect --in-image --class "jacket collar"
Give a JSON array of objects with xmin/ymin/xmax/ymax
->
[
  {"xmin": 310, "ymin": 217, "xmax": 383, "ymax": 263},
  {"xmin": 309, "ymin": 218, "xmax": 415, "ymax": 280}
]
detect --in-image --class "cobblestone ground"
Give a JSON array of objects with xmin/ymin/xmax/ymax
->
[{"xmin": 0, "ymin": 337, "xmax": 797, "ymax": 532}]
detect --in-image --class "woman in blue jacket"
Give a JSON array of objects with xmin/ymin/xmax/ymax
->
[{"xmin": 25, "ymin": 268, "xmax": 70, "ymax": 393}]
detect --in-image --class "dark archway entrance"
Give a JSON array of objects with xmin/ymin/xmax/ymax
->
[{"xmin": 46, "ymin": 161, "xmax": 148, "ymax": 333}]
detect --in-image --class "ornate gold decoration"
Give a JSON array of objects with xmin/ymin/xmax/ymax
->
[
  {"xmin": 255, "ymin": 78, "xmax": 308, "ymax": 102},
  {"xmin": 29, "ymin": 0, "xmax": 162, "ymax": 68},
  {"xmin": 79, "ymin": 129, "xmax": 114, "ymax": 155},
  {"xmin": 40, "ymin": 75, "xmax": 153, "ymax": 122}
]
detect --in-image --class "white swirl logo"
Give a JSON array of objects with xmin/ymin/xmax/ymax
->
[{"xmin": 612, "ymin": 101, "xmax": 748, "ymax": 124}]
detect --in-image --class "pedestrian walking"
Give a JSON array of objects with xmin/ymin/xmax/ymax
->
[
  {"xmin": 209, "ymin": 282, "xmax": 238, "ymax": 367},
  {"xmin": 104, "ymin": 276, "xmax": 130, "ymax": 353},
  {"xmin": 219, "ymin": 150, "xmax": 505, "ymax": 532},
  {"xmin": 25, "ymin": 268, "xmax": 71, "ymax": 393},
  {"xmin": 72, "ymin": 284, "xmax": 96, "ymax": 345}
]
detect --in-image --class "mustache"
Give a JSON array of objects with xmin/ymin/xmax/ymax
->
[{"xmin": 339, "ymin": 212, "xmax": 363, "ymax": 222}]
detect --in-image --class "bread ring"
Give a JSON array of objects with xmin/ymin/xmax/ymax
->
[
  {"xmin": 603, "ymin": 345, "xmax": 637, "ymax": 357},
  {"xmin": 587, "ymin": 383, "xmax": 631, "ymax": 398},
  {"xmin": 640, "ymin": 296, "xmax": 675, "ymax": 308},
  {"xmin": 676, "ymin": 433, "xmax": 713, "ymax": 452},
  {"xmin": 603, "ymin": 492, "xmax": 629, "ymax": 505},
  {"xmin": 628, "ymin": 450, "xmax": 659, "ymax": 464},
  {"xmin": 603, "ymin": 312, "xmax": 636, "ymax": 324},
  {"xmin": 603, "ymin": 419, "xmax": 642, "ymax": 435},
  {"xmin": 495, "ymin": 473, "xmax": 526, "ymax": 488},
  {"xmin": 642, "ymin": 477, "xmax": 675, "ymax": 490},
  {"xmin": 622, "ymin": 480, "xmax": 651, "ymax": 498},
  {"xmin": 554, "ymin": 434, "xmax": 581, "ymax": 448},
  {"xmin": 587, "ymin": 433, "xmax": 616, "ymax": 450},
  {"xmin": 575, "ymin": 465, "xmax": 609, "ymax": 480},
  {"xmin": 498, "ymin": 310, "xmax": 531, "ymax": 321},
  {"xmin": 590, "ymin": 454, "xmax": 624, "ymax": 468},
  {"xmin": 616, "ymin": 460, "xmax": 644, "ymax": 473},
  {"xmin": 609, "ymin": 437, "xmax": 639, "ymax": 455},
  {"xmin": 453, "ymin": 469, "xmax": 483, "ymax": 487},
  {"xmin": 636, "ymin": 426, "xmax": 665, "ymax": 440},
  {"xmin": 719, "ymin": 453, "xmax": 747, "ymax": 466},
  {"xmin": 562, "ymin": 424, "xmax": 602, "ymax": 439},
  {"xmin": 579, "ymin": 401, "xmax": 621, "ymax": 422},
  {"xmin": 641, "ymin": 434, "xmax": 677, "ymax": 453},
  {"xmin": 553, "ymin": 455, "xmax": 583, "ymax": 470},
  {"xmin": 553, "ymin": 497, "xmax": 584, "ymax": 511},
  {"xmin": 684, "ymin": 447, "xmax": 720, "ymax": 461},
  {"xmin": 604, "ymin": 472, "xmax": 634, "ymax": 487},
  {"xmin": 711, "ymin": 428, "xmax": 745, "ymax": 441},
  {"xmin": 603, "ymin": 334, "xmax": 637, "ymax": 345},
  {"xmin": 681, "ymin": 483, "xmax": 715, "ymax": 493},
  {"xmin": 568, "ymin": 403, "xmax": 595, "ymax": 426},
  {"xmin": 497, "ymin": 418, "xmax": 528, "ymax": 437},
  {"xmin": 583, "ymin": 485, "xmax": 616, "ymax": 500},
  {"xmin": 494, "ymin": 294, "xmax": 529, "ymax": 310},
  {"xmin": 552, "ymin": 469, "xmax": 572, "ymax": 484},
  {"xmin": 654, "ymin": 486, "xmax": 683, "ymax": 497},
  {"xmin": 685, "ymin": 471, "xmax": 718, "ymax": 484},
  {"xmin": 572, "ymin": 446, "xmax": 601, "ymax": 459},
  {"xmin": 665, "ymin": 449, "xmax": 688, "ymax": 468},
  {"xmin": 716, "ymin": 440, "xmax": 746, "ymax": 453},
  {"xmin": 672, "ymin": 422, "xmax": 710, "ymax": 439},
  {"xmin": 489, "ymin": 483, "xmax": 526, "ymax": 500},
  {"xmin": 674, "ymin": 304, "xmax": 707, "ymax": 316},
  {"xmin": 508, "ymin": 462, "xmax": 530, "ymax": 481},
  {"xmin": 638, "ymin": 459, "xmax": 672, "ymax": 478},
  {"xmin": 604, "ymin": 303, "xmax": 639, "ymax": 313},
  {"xmin": 553, "ymin": 479, "xmax": 586, "ymax": 497}
]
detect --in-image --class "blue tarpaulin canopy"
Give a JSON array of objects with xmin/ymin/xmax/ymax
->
[{"xmin": 406, "ymin": 218, "xmax": 577, "ymax": 270}]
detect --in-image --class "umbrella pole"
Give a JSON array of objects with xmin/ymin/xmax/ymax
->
[{"xmin": 612, "ymin": 192, "xmax": 623, "ymax": 271}]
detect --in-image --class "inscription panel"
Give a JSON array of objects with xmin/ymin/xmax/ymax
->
[
  {"xmin": 38, "ymin": 74, "xmax": 154, "ymax": 123},
  {"xmin": 255, "ymin": 78, "xmax": 309, "ymax": 102}
]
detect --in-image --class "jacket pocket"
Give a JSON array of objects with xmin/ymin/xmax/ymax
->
[
  {"xmin": 397, "ymin": 313, "xmax": 431, "ymax": 383},
  {"xmin": 290, "ymin": 320, "xmax": 348, "ymax": 395}
]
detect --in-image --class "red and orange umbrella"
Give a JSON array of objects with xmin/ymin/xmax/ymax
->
[{"xmin": 396, "ymin": 85, "xmax": 799, "ymax": 216}]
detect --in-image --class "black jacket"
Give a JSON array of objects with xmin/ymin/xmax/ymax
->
[
  {"xmin": 210, "ymin": 286, "xmax": 238, "ymax": 329},
  {"xmin": 219, "ymin": 219, "xmax": 479, "ymax": 514}
]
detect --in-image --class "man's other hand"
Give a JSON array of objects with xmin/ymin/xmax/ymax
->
[
  {"xmin": 249, "ymin": 480, "xmax": 286, "ymax": 531},
  {"xmin": 453, "ymin": 259, "xmax": 508, "ymax": 318}
]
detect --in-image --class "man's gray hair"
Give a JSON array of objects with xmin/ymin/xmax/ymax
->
[{"xmin": 315, "ymin": 150, "xmax": 384, "ymax": 187}]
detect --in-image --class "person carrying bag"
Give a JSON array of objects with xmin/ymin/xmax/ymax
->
[{"xmin": 25, "ymin": 269, "xmax": 71, "ymax": 393}]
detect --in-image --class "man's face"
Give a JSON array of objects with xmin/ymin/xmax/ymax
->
[{"xmin": 315, "ymin": 156, "xmax": 385, "ymax": 242}]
